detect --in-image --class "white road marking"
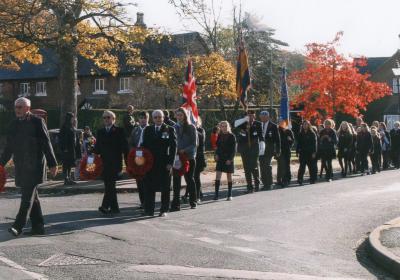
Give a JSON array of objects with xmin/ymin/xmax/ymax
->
[
  {"xmin": 234, "ymin": 234, "xmax": 264, "ymax": 242},
  {"xmin": 126, "ymin": 265, "xmax": 361, "ymax": 280},
  {"xmin": 227, "ymin": 246, "xmax": 262, "ymax": 253},
  {"xmin": 194, "ymin": 237, "xmax": 223, "ymax": 245},
  {"xmin": 0, "ymin": 255, "xmax": 48, "ymax": 280}
]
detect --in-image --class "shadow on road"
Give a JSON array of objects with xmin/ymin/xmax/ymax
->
[{"xmin": 356, "ymin": 238, "xmax": 395, "ymax": 280}]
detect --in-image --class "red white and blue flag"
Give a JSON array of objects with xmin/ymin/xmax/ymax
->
[{"xmin": 182, "ymin": 59, "xmax": 199, "ymax": 124}]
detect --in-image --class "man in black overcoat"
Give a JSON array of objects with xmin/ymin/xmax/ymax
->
[
  {"xmin": 259, "ymin": 111, "xmax": 281, "ymax": 190},
  {"xmin": 0, "ymin": 97, "xmax": 57, "ymax": 236},
  {"xmin": 94, "ymin": 110, "xmax": 128, "ymax": 214},
  {"xmin": 235, "ymin": 110, "xmax": 264, "ymax": 193},
  {"xmin": 142, "ymin": 110, "xmax": 177, "ymax": 217}
]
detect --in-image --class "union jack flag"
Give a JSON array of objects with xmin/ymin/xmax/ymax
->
[
  {"xmin": 182, "ymin": 59, "xmax": 199, "ymax": 124},
  {"xmin": 236, "ymin": 42, "xmax": 251, "ymax": 110}
]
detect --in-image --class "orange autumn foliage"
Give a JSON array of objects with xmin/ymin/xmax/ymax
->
[{"xmin": 290, "ymin": 32, "xmax": 391, "ymax": 123}]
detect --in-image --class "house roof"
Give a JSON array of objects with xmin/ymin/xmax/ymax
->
[
  {"xmin": 357, "ymin": 57, "xmax": 390, "ymax": 75},
  {"xmin": 0, "ymin": 32, "xmax": 209, "ymax": 81}
]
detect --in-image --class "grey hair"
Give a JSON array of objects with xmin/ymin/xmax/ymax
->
[
  {"xmin": 15, "ymin": 97, "xmax": 31, "ymax": 107},
  {"xmin": 152, "ymin": 110, "xmax": 164, "ymax": 118},
  {"xmin": 102, "ymin": 110, "xmax": 116, "ymax": 119}
]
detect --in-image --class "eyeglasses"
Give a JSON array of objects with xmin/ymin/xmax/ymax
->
[
  {"xmin": 103, "ymin": 116, "xmax": 111, "ymax": 119},
  {"xmin": 153, "ymin": 116, "xmax": 162, "ymax": 119}
]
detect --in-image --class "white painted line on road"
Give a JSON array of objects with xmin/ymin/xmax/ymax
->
[
  {"xmin": 126, "ymin": 265, "xmax": 361, "ymax": 280},
  {"xmin": 0, "ymin": 255, "xmax": 48, "ymax": 280},
  {"xmin": 227, "ymin": 246, "xmax": 262, "ymax": 254},
  {"xmin": 194, "ymin": 237, "xmax": 223, "ymax": 245}
]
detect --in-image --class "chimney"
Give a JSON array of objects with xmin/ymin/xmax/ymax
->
[{"xmin": 135, "ymin": 12, "xmax": 146, "ymax": 28}]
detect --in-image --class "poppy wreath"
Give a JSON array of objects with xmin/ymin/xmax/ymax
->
[
  {"xmin": 126, "ymin": 147, "xmax": 154, "ymax": 180},
  {"xmin": 0, "ymin": 165, "xmax": 6, "ymax": 193},
  {"xmin": 173, "ymin": 152, "xmax": 190, "ymax": 177},
  {"xmin": 80, "ymin": 154, "xmax": 103, "ymax": 180}
]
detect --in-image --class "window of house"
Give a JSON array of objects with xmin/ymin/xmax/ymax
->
[
  {"xmin": 94, "ymin": 79, "xmax": 106, "ymax": 94},
  {"xmin": 393, "ymin": 78, "xmax": 400, "ymax": 95},
  {"xmin": 19, "ymin": 83, "xmax": 30, "ymax": 97},
  {"xmin": 118, "ymin": 77, "xmax": 131, "ymax": 93},
  {"xmin": 35, "ymin": 82, "xmax": 47, "ymax": 96}
]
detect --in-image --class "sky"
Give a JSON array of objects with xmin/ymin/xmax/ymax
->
[{"xmin": 126, "ymin": 0, "xmax": 400, "ymax": 58}]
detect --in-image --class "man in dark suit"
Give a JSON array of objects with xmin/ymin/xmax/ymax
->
[
  {"xmin": 0, "ymin": 97, "xmax": 57, "ymax": 236},
  {"xmin": 259, "ymin": 111, "xmax": 281, "ymax": 190},
  {"xmin": 235, "ymin": 110, "xmax": 264, "ymax": 193},
  {"xmin": 142, "ymin": 110, "xmax": 177, "ymax": 217},
  {"xmin": 94, "ymin": 110, "xmax": 128, "ymax": 214}
]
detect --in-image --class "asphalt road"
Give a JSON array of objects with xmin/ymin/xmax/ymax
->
[{"xmin": 0, "ymin": 170, "xmax": 399, "ymax": 279}]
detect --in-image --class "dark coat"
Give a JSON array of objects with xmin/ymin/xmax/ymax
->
[
  {"xmin": 0, "ymin": 113, "xmax": 57, "ymax": 187},
  {"xmin": 318, "ymin": 128, "xmax": 337, "ymax": 159},
  {"xmin": 337, "ymin": 131, "xmax": 353, "ymax": 158},
  {"xmin": 59, "ymin": 125, "xmax": 80, "ymax": 167},
  {"xmin": 142, "ymin": 124, "xmax": 177, "ymax": 191},
  {"xmin": 196, "ymin": 127, "xmax": 207, "ymax": 171},
  {"xmin": 296, "ymin": 129, "xmax": 317, "ymax": 158},
  {"xmin": 372, "ymin": 135, "xmax": 382, "ymax": 156},
  {"xmin": 390, "ymin": 129, "xmax": 400, "ymax": 151},
  {"xmin": 216, "ymin": 132, "xmax": 237, "ymax": 162},
  {"xmin": 279, "ymin": 127, "xmax": 294, "ymax": 156},
  {"xmin": 356, "ymin": 131, "xmax": 373, "ymax": 154},
  {"xmin": 122, "ymin": 113, "xmax": 135, "ymax": 136},
  {"xmin": 236, "ymin": 120, "xmax": 264, "ymax": 153},
  {"xmin": 94, "ymin": 125, "xmax": 128, "ymax": 180},
  {"xmin": 261, "ymin": 121, "xmax": 281, "ymax": 156}
]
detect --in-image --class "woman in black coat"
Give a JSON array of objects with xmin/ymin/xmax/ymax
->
[
  {"xmin": 390, "ymin": 121, "xmax": 400, "ymax": 168},
  {"xmin": 296, "ymin": 120, "xmax": 318, "ymax": 185},
  {"xmin": 59, "ymin": 112, "xmax": 79, "ymax": 185},
  {"xmin": 379, "ymin": 122, "xmax": 391, "ymax": 170},
  {"xmin": 214, "ymin": 121, "xmax": 236, "ymax": 201},
  {"xmin": 318, "ymin": 119, "xmax": 337, "ymax": 181},
  {"xmin": 356, "ymin": 123, "xmax": 373, "ymax": 175},
  {"xmin": 337, "ymin": 121, "xmax": 353, "ymax": 177}
]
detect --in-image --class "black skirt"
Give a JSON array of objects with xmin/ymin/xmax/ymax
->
[{"xmin": 216, "ymin": 159, "xmax": 234, "ymax": 173}]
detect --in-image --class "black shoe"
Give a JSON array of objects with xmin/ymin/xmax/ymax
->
[
  {"xmin": 25, "ymin": 225, "xmax": 45, "ymax": 236},
  {"xmin": 190, "ymin": 204, "xmax": 197, "ymax": 209},
  {"xmin": 143, "ymin": 211, "xmax": 154, "ymax": 216},
  {"xmin": 110, "ymin": 209, "xmax": 120, "ymax": 214},
  {"xmin": 8, "ymin": 227, "xmax": 21, "ymax": 237},
  {"xmin": 254, "ymin": 186, "xmax": 260, "ymax": 192},
  {"xmin": 169, "ymin": 206, "xmax": 181, "ymax": 212},
  {"xmin": 297, "ymin": 180, "xmax": 303, "ymax": 186},
  {"xmin": 68, "ymin": 180, "xmax": 77, "ymax": 185},
  {"xmin": 98, "ymin": 206, "xmax": 110, "ymax": 214}
]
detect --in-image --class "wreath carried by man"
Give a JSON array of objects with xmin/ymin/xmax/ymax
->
[
  {"xmin": 80, "ymin": 154, "xmax": 103, "ymax": 180},
  {"xmin": 0, "ymin": 165, "xmax": 6, "ymax": 193},
  {"xmin": 126, "ymin": 147, "xmax": 154, "ymax": 180}
]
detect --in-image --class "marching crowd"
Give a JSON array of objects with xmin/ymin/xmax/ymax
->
[{"xmin": 2, "ymin": 97, "xmax": 400, "ymax": 236}]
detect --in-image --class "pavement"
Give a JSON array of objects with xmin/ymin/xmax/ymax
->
[
  {"xmin": 0, "ymin": 166, "xmax": 400, "ymax": 279},
  {"xmin": 4, "ymin": 160, "xmax": 342, "ymax": 195},
  {"xmin": 369, "ymin": 217, "xmax": 400, "ymax": 277}
]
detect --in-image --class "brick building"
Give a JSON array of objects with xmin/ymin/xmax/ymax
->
[{"xmin": 0, "ymin": 13, "xmax": 209, "ymax": 112}]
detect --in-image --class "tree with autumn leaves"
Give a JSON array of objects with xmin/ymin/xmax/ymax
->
[
  {"xmin": 0, "ymin": 0, "xmax": 158, "ymax": 118},
  {"xmin": 290, "ymin": 32, "xmax": 391, "ymax": 123}
]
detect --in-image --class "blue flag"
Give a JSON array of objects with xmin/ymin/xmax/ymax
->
[{"xmin": 279, "ymin": 67, "xmax": 290, "ymax": 128}]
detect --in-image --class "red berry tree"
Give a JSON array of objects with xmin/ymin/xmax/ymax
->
[{"xmin": 290, "ymin": 32, "xmax": 391, "ymax": 123}]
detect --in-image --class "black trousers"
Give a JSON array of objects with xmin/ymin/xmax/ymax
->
[
  {"xmin": 240, "ymin": 146, "xmax": 260, "ymax": 189},
  {"xmin": 359, "ymin": 152, "xmax": 369, "ymax": 173},
  {"xmin": 102, "ymin": 178, "xmax": 119, "ymax": 211},
  {"xmin": 392, "ymin": 149, "xmax": 400, "ymax": 168},
  {"xmin": 321, "ymin": 157, "xmax": 333, "ymax": 180},
  {"xmin": 277, "ymin": 153, "xmax": 291, "ymax": 185},
  {"xmin": 137, "ymin": 179, "xmax": 145, "ymax": 206},
  {"xmin": 194, "ymin": 168, "xmax": 202, "ymax": 199},
  {"xmin": 144, "ymin": 187, "xmax": 170, "ymax": 215},
  {"xmin": 382, "ymin": 150, "xmax": 390, "ymax": 169},
  {"xmin": 259, "ymin": 154, "xmax": 273, "ymax": 187},
  {"xmin": 172, "ymin": 159, "xmax": 197, "ymax": 207},
  {"xmin": 298, "ymin": 155, "xmax": 317, "ymax": 183},
  {"xmin": 13, "ymin": 184, "xmax": 44, "ymax": 231},
  {"xmin": 370, "ymin": 153, "xmax": 381, "ymax": 172}
]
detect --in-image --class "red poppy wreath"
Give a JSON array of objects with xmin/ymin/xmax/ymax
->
[
  {"xmin": 0, "ymin": 165, "xmax": 6, "ymax": 192},
  {"xmin": 126, "ymin": 148, "xmax": 154, "ymax": 180},
  {"xmin": 80, "ymin": 154, "xmax": 103, "ymax": 180},
  {"xmin": 173, "ymin": 152, "xmax": 190, "ymax": 177}
]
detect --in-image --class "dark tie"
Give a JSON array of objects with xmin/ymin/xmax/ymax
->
[{"xmin": 156, "ymin": 126, "xmax": 160, "ymax": 133}]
